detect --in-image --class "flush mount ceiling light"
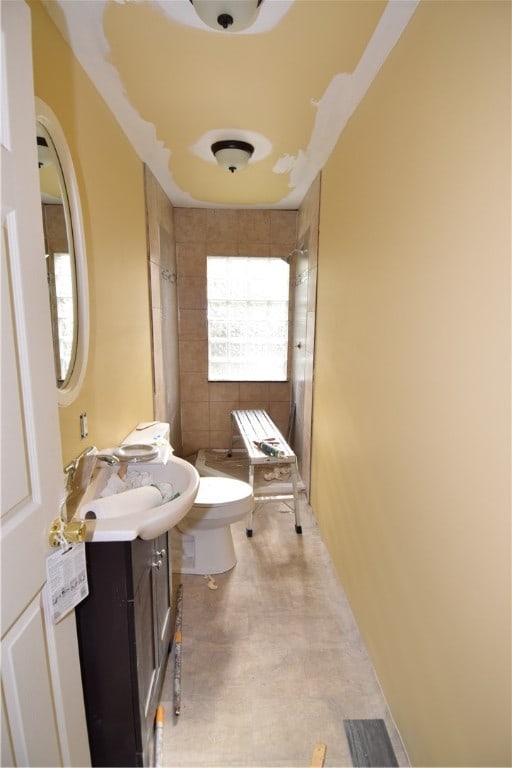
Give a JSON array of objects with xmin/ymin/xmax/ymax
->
[
  {"xmin": 189, "ymin": 0, "xmax": 264, "ymax": 32},
  {"xmin": 211, "ymin": 140, "xmax": 254, "ymax": 173}
]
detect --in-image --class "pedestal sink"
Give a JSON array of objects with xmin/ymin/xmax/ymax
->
[{"xmin": 77, "ymin": 453, "xmax": 200, "ymax": 542}]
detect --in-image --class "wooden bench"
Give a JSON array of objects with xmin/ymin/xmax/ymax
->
[{"xmin": 229, "ymin": 409, "xmax": 303, "ymax": 536}]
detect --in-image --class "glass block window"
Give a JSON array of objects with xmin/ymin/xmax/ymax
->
[{"xmin": 207, "ymin": 256, "xmax": 289, "ymax": 381}]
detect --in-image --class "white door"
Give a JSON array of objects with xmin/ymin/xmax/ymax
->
[
  {"xmin": 1, "ymin": 2, "xmax": 90, "ymax": 765},
  {"xmin": 291, "ymin": 230, "xmax": 317, "ymax": 498}
]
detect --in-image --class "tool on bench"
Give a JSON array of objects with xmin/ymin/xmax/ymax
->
[{"xmin": 253, "ymin": 439, "xmax": 285, "ymax": 458}]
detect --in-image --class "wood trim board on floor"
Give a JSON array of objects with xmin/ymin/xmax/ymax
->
[
  {"xmin": 343, "ymin": 719, "xmax": 399, "ymax": 767},
  {"xmin": 311, "ymin": 742, "xmax": 327, "ymax": 767}
]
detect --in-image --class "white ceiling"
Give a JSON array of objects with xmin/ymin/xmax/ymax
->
[{"xmin": 43, "ymin": 0, "xmax": 419, "ymax": 209}]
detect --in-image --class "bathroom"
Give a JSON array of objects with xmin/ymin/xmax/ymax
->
[{"xmin": 1, "ymin": 1, "xmax": 510, "ymax": 767}]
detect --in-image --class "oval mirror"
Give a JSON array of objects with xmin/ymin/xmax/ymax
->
[{"xmin": 36, "ymin": 100, "xmax": 89, "ymax": 406}]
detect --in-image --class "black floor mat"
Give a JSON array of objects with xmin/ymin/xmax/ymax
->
[{"xmin": 344, "ymin": 719, "xmax": 399, "ymax": 767}]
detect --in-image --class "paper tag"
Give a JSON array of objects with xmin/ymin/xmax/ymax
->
[{"xmin": 45, "ymin": 543, "xmax": 89, "ymax": 624}]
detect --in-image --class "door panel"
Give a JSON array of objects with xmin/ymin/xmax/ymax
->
[
  {"xmin": 1, "ymin": 0, "xmax": 61, "ymax": 631},
  {"xmin": 0, "ymin": 219, "xmax": 30, "ymax": 511},
  {"xmin": 1, "ymin": 593, "xmax": 62, "ymax": 767}
]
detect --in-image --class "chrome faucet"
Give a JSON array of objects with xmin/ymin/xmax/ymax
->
[
  {"xmin": 62, "ymin": 447, "xmax": 119, "ymax": 522},
  {"xmin": 95, "ymin": 453, "xmax": 120, "ymax": 466},
  {"xmin": 63, "ymin": 447, "xmax": 119, "ymax": 494},
  {"xmin": 64, "ymin": 446, "xmax": 97, "ymax": 493}
]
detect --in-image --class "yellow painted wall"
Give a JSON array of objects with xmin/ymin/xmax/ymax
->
[
  {"xmin": 312, "ymin": 2, "xmax": 511, "ymax": 765},
  {"xmin": 29, "ymin": 1, "xmax": 154, "ymax": 464}
]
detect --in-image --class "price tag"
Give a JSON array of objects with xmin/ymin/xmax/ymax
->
[{"xmin": 45, "ymin": 543, "xmax": 88, "ymax": 624}]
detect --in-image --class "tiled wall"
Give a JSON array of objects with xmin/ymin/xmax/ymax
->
[
  {"xmin": 144, "ymin": 165, "xmax": 182, "ymax": 452},
  {"xmin": 174, "ymin": 208, "xmax": 297, "ymax": 456}
]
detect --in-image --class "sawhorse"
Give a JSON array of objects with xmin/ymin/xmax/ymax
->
[{"xmin": 229, "ymin": 409, "xmax": 303, "ymax": 536}]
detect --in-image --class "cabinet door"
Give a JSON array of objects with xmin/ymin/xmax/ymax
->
[
  {"xmin": 132, "ymin": 539, "xmax": 157, "ymax": 730},
  {"xmin": 132, "ymin": 533, "xmax": 172, "ymax": 763},
  {"xmin": 77, "ymin": 538, "xmax": 171, "ymax": 767},
  {"xmin": 153, "ymin": 532, "xmax": 171, "ymax": 667},
  {"xmin": 76, "ymin": 542, "xmax": 140, "ymax": 767}
]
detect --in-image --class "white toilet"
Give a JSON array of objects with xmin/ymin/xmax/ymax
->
[{"xmin": 173, "ymin": 476, "xmax": 254, "ymax": 575}]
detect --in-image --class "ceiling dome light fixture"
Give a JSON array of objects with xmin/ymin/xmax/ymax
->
[
  {"xmin": 211, "ymin": 140, "xmax": 254, "ymax": 173},
  {"xmin": 190, "ymin": 0, "xmax": 264, "ymax": 32}
]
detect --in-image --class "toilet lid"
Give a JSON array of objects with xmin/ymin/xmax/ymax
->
[{"xmin": 194, "ymin": 476, "xmax": 253, "ymax": 506}]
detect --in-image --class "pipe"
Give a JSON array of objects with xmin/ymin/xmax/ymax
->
[
  {"xmin": 154, "ymin": 705, "xmax": 164, "ymax": 767},
  {"xmin": 284, "ymin": 245, "xmax": 308, "ymax": 263},
  {"xmin": 174, "ymin": 584, "xmax": 184, "ymax": 716}
]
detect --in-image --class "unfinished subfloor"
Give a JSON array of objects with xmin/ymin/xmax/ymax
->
[{"xmin": 161, "ymin": 500, "xmax": 410, "ymax": 767}]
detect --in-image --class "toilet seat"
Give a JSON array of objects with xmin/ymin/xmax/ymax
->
[{"xmin": 193, "ymin": 477, "xmax": 253, "ymax": 509}]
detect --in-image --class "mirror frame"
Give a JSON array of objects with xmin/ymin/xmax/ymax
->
[{"xmin": 36, "ymin": 99, "xmax": 89, "ymax": 407}]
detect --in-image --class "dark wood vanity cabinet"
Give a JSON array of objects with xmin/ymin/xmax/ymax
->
[{"xmin": 75, "ymin": 533, "xmax": 172, "ymax": 767}]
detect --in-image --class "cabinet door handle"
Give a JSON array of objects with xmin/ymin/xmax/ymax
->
[
  {"xmin": 156, "ymin": 549, "xmax": 166, "ymax": 558},
  {"xmin": 152, "ymin": 559, "xmax": 162, "ymax": 569}
]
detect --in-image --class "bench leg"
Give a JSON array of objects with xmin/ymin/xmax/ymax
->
[
  {"xmin": 228, "ymin": 414, "xmax": 234, "ymax": 457},
  {"xmin": 291, "ymin": 460, "xmax": 302, "ymax": 534},
  {"xmin": 246, "ymin": 503, "xmax": 253, "ymax": 537},
  {"xmin": 246, "ymin": 464, "xmax": 255, "ymax": 536}
]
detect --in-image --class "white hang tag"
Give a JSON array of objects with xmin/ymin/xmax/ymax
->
[{"xmin": 45, "ymin": 543, "xmax": 89, "ymax": 624}]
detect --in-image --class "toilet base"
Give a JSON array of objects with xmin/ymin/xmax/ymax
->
[{"xmin": 172, "ymin": 523, "xmax": 237, "ymax": 575}]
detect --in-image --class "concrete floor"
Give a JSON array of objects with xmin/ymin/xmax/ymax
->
[{"xmin": 161, "ymin": 501, "xmax": 409, "ymax": 767}]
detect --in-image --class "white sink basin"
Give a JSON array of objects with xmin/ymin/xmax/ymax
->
[{"xmin": 77, "ymin": 455, "xmax": 200, "ymax": 542}]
